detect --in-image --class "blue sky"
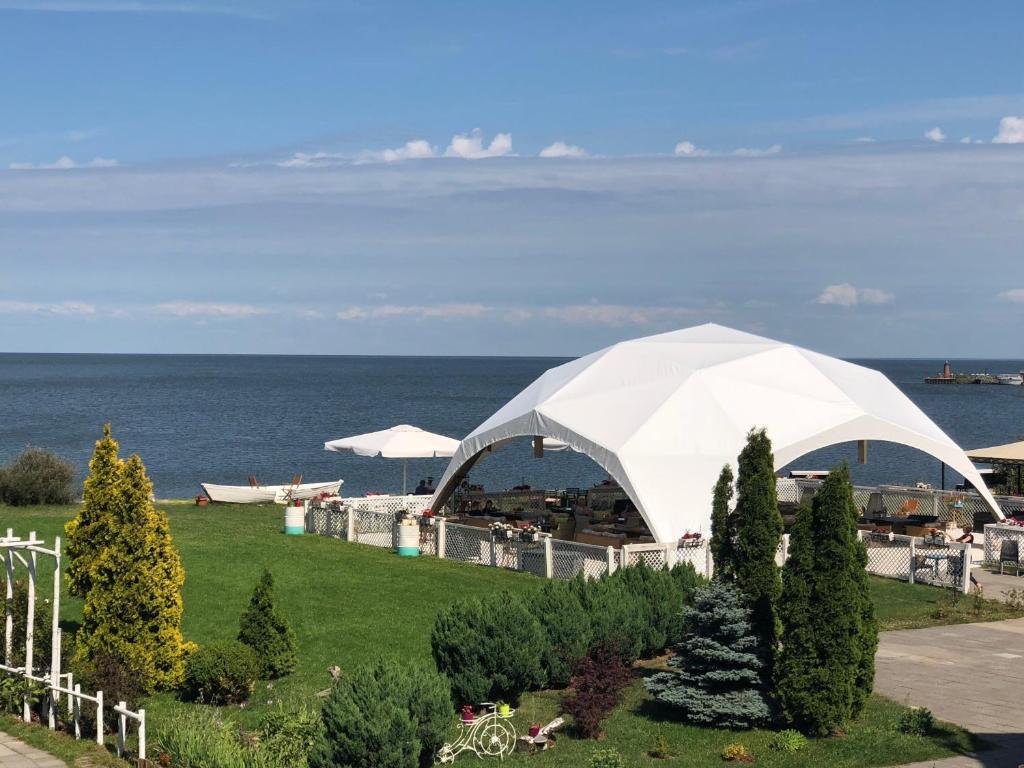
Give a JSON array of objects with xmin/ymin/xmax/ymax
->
[{"xmin": 1, "ymin": 0, "xmax": 1022, "ymax": 356}]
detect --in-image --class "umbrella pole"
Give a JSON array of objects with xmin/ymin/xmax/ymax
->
[{"xmin": 403, "ymin": 459, "xmax": 408, "ymax": 495}]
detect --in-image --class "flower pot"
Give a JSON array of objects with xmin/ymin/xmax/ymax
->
[
  {"xmin": 498, "ymin": 703, "xmax": 511, "ymax": 718},
  {"xmin": 528, "ymin": 725, "xmax": 541, "ymax": 738}
]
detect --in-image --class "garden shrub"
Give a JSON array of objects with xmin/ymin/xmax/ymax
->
[
  {"xmin": 66, "ymin": 426, "xmax": 191, "ymax": 691},
  {"xmin": 526, "ymin": 579, "xmax": 591, "ymax": 688},
  {"xmin": 73, "ymin": 649, "xmax": 145, "ymax": 732},
  {"xmin": 0, "ymin": 447, "xmax": 76, "ymax": 506},
  {"xmin": 897, "ymin": 707, "xmax": 935, "ymax": 736},
  {"xmin": 768, "ymin": 729, "xmax": 808, "ymax": 753},
  {"xmin": 571, "ymin": 574, "xmax": 645, "ymax": 665},
  {"xmin": 431, "ymin": 590, "xmax": 546, "ymax": 705},
  {"xmin": 238, "ymin": 568, "xmax": 298, "ymax": 678},
  {"xmin": 668, "ymin": 561, "xmax": 706, "ymax": 644},
  {"xmin": 589, "ymin": 748, "xmax": 625, "ymax": 768},
  {"xmin": 721, "ymin": 743, "xmax": 754, "ymax": 762},
  {"xmin": 185, "ymin": 640, "xmax": 261, "ymax": 705},
  {"xmin": 710, "ymin": 463, "xmax": 736, "ymax": 580},
  {"xmin": 645, "ymin": 581, "xmax": 772, "ymax": 729},
  {"xmin": 0, "ymin": 578, "xmax": 55, "ymax": 672},
  {"xmin": 311, "ymin": 659, "xmax": 451, "ymax": 768},
  {"xmin": 609, "ymin": 562, "xmax": 677, "ymax": 657},
  {"xmin": 649, "ymin": 734, "xmax": 672, "ymax": 759},
  {"xmin": 561, "ymin": 644, "xmax": 633, "ymax": 739}
]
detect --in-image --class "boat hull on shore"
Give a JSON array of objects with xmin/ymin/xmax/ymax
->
[{"xmin": 201, "ymin": 479, "xmax": 343, "ymax": 503}]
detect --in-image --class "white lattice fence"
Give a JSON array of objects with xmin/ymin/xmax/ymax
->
[
  {"xmin": 674, "ymin": 542, "xmax": 709, "ymax": 577},
  {"xmin": 862, "ymin": 532, "xmax": 913, "ymax": 581},
  {"xmin": 550, "ymin": 539, "xmax": 614, "ymax": 580},
  {"xmin": 356, "ymin": 510, "xmax": 394, "ymax": 548},
  {"xmin": 519, "ymin": 540, "xmax": 548, "ymax": 577},
  {"xmin": 346, "ymin": 494, "xmax": 433, "ymax": 515},
  {"xmin": 623, "ymin": 543, "xmax": 668, "ymax": 571},
  {"xmin": 443, "ymin": 524, "xmax": 491, "ymax": 564},
  {"xmin": 983, "ymin": 524, "xmax": 1024, "ymax": 565}
]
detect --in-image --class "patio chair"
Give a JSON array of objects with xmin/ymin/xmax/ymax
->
[
  {"xmin": 898, "ymin": 498, "xmax": 919, "ymax": 517},
  {"xmin": 911, "ymin": 554, "xmax": 935, "ymax": 580},
  {"xmin": 290, "ymin": 474, "xmax": 303, "ymax": 486},
  {"xmin": 998, "ymin": 540, "xmax": 1021, "ymax": 576},
  {"xmin": 248, "ymin": 475, "xmax": 261, "ymax": 488}
]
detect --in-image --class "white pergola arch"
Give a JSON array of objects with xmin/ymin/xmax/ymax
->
[{"xmin": 432, "ymin": 324, "xmax": 1002, "ymax": 543}]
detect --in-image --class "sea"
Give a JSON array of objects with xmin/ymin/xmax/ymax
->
[{"xmin": 0, "ymin": 355, "xmax": 1022, "ymax": 501}]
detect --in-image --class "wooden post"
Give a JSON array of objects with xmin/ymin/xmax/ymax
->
[
  {"xmin": 23, "ymin": 535, "xmax": 36, "ymax": 722},
  {"xmin": 543, "ymin": 537, "xmax": 553, "ymax": 578},
  {"xmin": 437, "ymin": 518, "xmax": 447, "ymax": 559},
  {"xmin": 858, "ymin": 440, "xmax": 868, "ymax": 464},
  {"xmin": 533, "ymin": 436, "xmax": 544, "ymax": 458}
]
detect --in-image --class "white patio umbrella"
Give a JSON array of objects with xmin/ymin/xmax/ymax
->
[{"xmin": 324, "ymin": 424, "xmax": 461, "ymax": 494}]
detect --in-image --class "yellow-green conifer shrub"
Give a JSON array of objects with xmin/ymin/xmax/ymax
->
[
  {"xmin": 67, "ymin": 427, "xmax": 191, "ymax": 692},
  {"xmin": 65, "ymin": 424, "xmax": 124, "ymax": 598}
]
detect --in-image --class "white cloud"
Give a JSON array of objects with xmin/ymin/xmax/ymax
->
[
  {"xmin": 674, "ymin": 141, "xmax": 710, "ymax": 158},
  {"xmin": 541, "ymin": 304, "xmax": 696, "ymax": 327},
  {"xmin": 853, "ymin": 137, "xmax": 876, "ymax": 143},
  {"xmin": 337, "ymin": 303, "xmax": 489, "ymax": 321},
  {"xmin": 276, "ymin": 151, "xmax": 344, "ymax": 168},
  {"xmin": 997, "ymin": 289, "xmax": 1024, "ymax": 303},
  {"xmin": 444, "ymin": 129, "xmax": 512, "ymax": 159},
  {"xmin": 924, "ymin": 127, "xmax": 946, "ymax": 143},
  {"xmin": 8, "ymin": 155, "xmax": 118, "ymax": 170},
  {"xmin": 0, "ymin": 300, "xmax": 97, "ymax": 315},
  {"xmin": 152, "ymin": 301, "xmax": 267, "ymax": 318},
  {"xmin": 733, "ymin": 144, "xmax": 782, "ymax": 157},
  {"xmin": 993, "ymin": 116, "xmax": 1024, "ymax": 144},
  {"xmin": 816, "ymin": 283, "xmax": 894, "ymax": 307},
  {"xmin": 539, "ymin": 141, "xmax": 587, "ymax": 158},
  {"xmin": 0, "ymin": 1, "xmax": 266, "ymax": 18},
  {"xmin": 357, "ymin": 139, "xmax": 436, "ymax": 164}
]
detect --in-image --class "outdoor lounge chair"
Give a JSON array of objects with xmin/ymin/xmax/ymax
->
[{"xmin": 998, "ymin": 540, "xmax": 1021, "ymax": 576}]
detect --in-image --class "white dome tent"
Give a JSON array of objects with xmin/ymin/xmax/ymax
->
[{"xmin": 431, "ymin": 323, "xmax": 1002, "ymax": 543}]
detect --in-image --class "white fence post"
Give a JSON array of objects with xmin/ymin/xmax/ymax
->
[
  {"xmin": 23, "ymin": 535, "xmax": 36, "ymax": 722},
  {"xmin": 138, "ymin": 708, "xmax": 146, "ymax": 761},
  {"xmin": 95, "ymin": 689, "xmax": 103, "ymax": 746},
  {"xmin": 3, "ymin": 534, "xmax": 13, "ymax": 665},
  {"xmin": 664, "ymin": 544, "xmax": 676, "ymax": 570},
  {"xmin": 346, "ymin": 509, "xmax": 356, "ymax": 542},
  {"xmin": 908, "ymin": 538, "xmax": 916, "ymax": 584},
  {"xmin": 606, "ymin": 546, "xmax": 615, "ymax": 575},
  {"xmin": 437, "ymin": 518, "xmax": 446, "ymax": 559},
  {"xmin": 489, "ymin": 536, "xmax": 497, "ymax": 568},
  {"xmin": 543, "ymin": 537, "xmax": 553, "ymax": 579},
  {"xmin": 117, "ymin": 701, "xmax": 126, "ymax": 757},
  {"xmin": 781, "ymin": 533, "xmax": 790, "ymax": 563},
  {"xmin": 621, "ymin": 544, "xmax": 632, "ymax": 569}
]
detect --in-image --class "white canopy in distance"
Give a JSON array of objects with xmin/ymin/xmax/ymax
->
[
  {"xmin": 431, "ymin": 323, "xmax": 1002, "ymax": 543},
  {"xmin": 325, "ymin": 424, "xmax": 460, "ymax": 494}
]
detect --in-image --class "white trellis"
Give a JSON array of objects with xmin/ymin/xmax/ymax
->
[{"xmin": 0, "ymin": 529, "xmax": 146, "ymax": 758}]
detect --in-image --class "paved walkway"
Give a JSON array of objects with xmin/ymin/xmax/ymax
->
[
  {"xmin": 0, "ymin": 732, "xmax": 66, "ymax": 768},
  {"xmin": 878, "ymin": 617, "xmax": 1024, "ymax": 768}
]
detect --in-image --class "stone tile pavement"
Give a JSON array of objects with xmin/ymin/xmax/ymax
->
[
  {"xmin": 0, "ymin": 732, "xmax": 66, "ymax": 768},
  {"xmin": 877, "ymin": 618, "xmax": 1024, "ymax": 768}
]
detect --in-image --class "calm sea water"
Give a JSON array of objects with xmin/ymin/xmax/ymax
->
[{"xmin": 0, "ymin": 354, "xmax": 1022, "ymax": 500}]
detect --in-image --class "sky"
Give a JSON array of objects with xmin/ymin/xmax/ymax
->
[{"xmin": 0, "ymin": 0, "xmax": 1022, "ymax": 357}]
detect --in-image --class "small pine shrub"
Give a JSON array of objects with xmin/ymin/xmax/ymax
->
[
  {"xmin": 898, "ymin": 707, "xmax": 935, "ymax": 736},
  {"xmin": 589, "ymin": 748, "xmax": 625, "ymax": 768},
  {"xmin": 609, "ymin": 562, "xmax": 677, "ymax": 657},
  {"xmin": 721, "ymin": 743, "xmax": 754, "ymax": 762},
  {"xmin": 185, "ymin": 640, "xmax": 261, "ymax": 704},
  {"xmin": 0, "ymin": 447, "xmax": 76, "ymax": 506},
  {"xmin": 668, "ymin": 562, "xmax": 706, "ymax": 643},
  {"xmin": 561, "ymin": 645, "xmax": 633, "ymax": 739},
  {"xmin": 768, "ymin": 729, "xmax": 808, "ymax": 753},
  {"xmin": 0, "ymin": 579, "xmax": 55, "ymax": 671},
  {"xmin": 238, "ymin": 569, "xmax": 298, "ymax": 678},
  {"xmin": 526, "ymin": 580, "xmax": 591, "ymax": 688},
  {"xmin": 310, "ymin": 660, "xmax": 451, "ymax": 768},
  {"xmin": 650, "ymin": 734, "xmax": 672, "ymax": 759},
  {"xmin": 572, "ymin": 575, "xmax": 645, "ymax": 665},
  {"xmin": 431, "ymin": 590, "xmax": 546, "ymax": 706}
]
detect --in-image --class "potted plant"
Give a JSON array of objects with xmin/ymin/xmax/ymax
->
[
  {"xmin": 497, "ymin": 701, "xmax": 511, "ymax": 718},
  {"xmin": 461, "ymin": 704, "xmax": 475, "ymax": 724}
]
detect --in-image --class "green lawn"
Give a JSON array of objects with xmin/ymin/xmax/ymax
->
[
  {"xmin": 870, "ymin": 574, "xmax": 1024, "ymax": 630},
  {"xmin": 0, "ymin": 502, "xmax": 1006, "ymax": 766}
]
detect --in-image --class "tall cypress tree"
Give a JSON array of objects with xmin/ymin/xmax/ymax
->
[
  {"xmin": 710, "ymin": 464, "xmax": 735, "ymax": 581},
  {"xmin": 732, "ymin": 428, "xmax": 783, "ymax": 674},
  {"xmin": 776, "ymin": 464, "xmax": 877, "ymax": 735},
  {"xmin": 238, "ymin": 569, "xmax": 298, "ymax": 678}
]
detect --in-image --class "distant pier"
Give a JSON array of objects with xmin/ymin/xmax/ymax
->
[{"xmin": 925, "ymin": 360, "xmax": 1001, "ymax": 385}]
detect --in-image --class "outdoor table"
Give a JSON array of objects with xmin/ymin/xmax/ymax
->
[{"xmin": 923, "ymin": 550, "xmax": 949, "ymax": 578}]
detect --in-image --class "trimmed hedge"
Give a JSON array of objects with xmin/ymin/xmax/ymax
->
[
  {"xmin": 0, "ymin": 448, "xmax": 76, "ymax": 506},
  {"xmin": 184, "ymin": 640, "xmax": 260, "ymax": 704}
]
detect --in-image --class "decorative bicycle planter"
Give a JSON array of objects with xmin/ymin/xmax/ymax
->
[{"xmin": 437, "ymin": 702, "xmax": 517, "ymax": 763}]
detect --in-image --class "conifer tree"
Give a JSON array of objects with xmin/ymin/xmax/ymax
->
[
  {"xmin": 68, "ymin": 428, "xmax": 190, "ymax": 691},
  {"xmin": 776, "ymin": 464, "xmax": 878, "ymax": 735},
  {"xmin": 710, "ymin": 464, "xmax": 736, "ymax": 581},
  {"xmin": 645, "ymin": 581, "xmax": 772, "ymax": 729},
  {"xmin": 238, "ymin": 568, "xmax": 298, "ymax": 678},
  {"xmin": 65, "ymin": 424, "xmax": 123, "ymax": 598},
  {"xmin": 732, "ymin": 428, "xmax": 783, "ymax": 673}
]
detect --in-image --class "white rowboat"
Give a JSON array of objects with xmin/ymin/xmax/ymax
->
[{"xmin": 201, "ymin": 479, "xmax": 343, "ymax": 504}]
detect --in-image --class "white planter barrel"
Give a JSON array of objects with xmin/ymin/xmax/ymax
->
[
  {"xmin": 284, "ymin": 505, "xmax": 305, "ymax": 535},
  {"xmin": 397, "ymin": 522, "xmax": 420, "ymax": 557}
]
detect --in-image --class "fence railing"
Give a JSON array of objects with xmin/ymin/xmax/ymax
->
[{"xmin": 306, "ymin": 497, "xmax": 971, "ymax": 592}]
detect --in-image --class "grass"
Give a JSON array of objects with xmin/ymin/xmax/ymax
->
[
  {"xmin": 870, "ymin": 575, "xmax": 1024, "ymax": 630},
  {"xmin": 0, "ymin": 501, "xmax": 1011, "ymax": 766},
  {"xmin": 0, "ymin": 711, "xmax": 125, "ymax": 766}
]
